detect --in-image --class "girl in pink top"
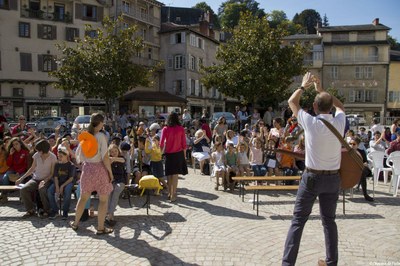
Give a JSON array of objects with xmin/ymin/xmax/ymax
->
[{"xmin": 160, "ymin": 112, "xmax": 187, "ymax": 202}]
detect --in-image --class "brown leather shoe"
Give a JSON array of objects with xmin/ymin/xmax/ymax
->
[{"xmin": 318, "ymin": 259, "xmax": 327, "ymax": 266}]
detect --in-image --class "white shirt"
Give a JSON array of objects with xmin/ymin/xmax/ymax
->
[
  {"xmin": 32, "ymin": 152, "xmax": 57, "ymax": 181},
  {"xmin": 77, "ymin": 132, "xmax": 108, "ymax": 164},
  {"xmin": 298, "ymin": 109, "xmax": 345, "ymax": 170}
]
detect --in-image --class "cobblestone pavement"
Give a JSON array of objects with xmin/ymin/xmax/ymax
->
[{"xmin": 1, "ymin": 168, "xmax": 399, "ymax": 266}]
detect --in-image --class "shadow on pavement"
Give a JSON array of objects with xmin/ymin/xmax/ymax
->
[
  {"xmin": 270, "ymin": 213, "xmax": 384, "ymax": 220},
  {"xmin": 179, "ymin": 187, "xmax": 218, "ymax": 201}
]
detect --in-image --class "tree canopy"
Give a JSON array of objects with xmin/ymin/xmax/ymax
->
[
  {"xmin": 292, "ymin": 9, "xmax": 322, "ymax": 34},
  {"xmin": 193, "ymin": 2, "xmax": 220, "ymax": 29},
  {"xmin": 218, "ymin": 0, "xmax": 265, "ymax": 29},
  {"xmin": 50, "ymin": 17, "xmax": 152, "ymax": 111},
  {"xmin": 388, "ymin": 35, "xmax": 400, "ymax": 51},
  {"xmin": 201, "ymin": 12, "xmax": 306, "ymax": 105}
]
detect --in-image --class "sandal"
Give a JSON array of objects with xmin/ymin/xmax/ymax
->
[
  {"xmin": 96, "ymin": 227, "xmax": 114, "ymax": 235},
  {"xmin": 69, "ymin": 221, "xmax": 79, "ymax": 231}
]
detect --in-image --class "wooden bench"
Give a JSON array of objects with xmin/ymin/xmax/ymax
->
[
  {"xmin": 232, "ymin": 176, "xmax": 301, "ymax": 202},
  {"xmin": 244, "ymin": 184, "xmax": 299, "ymax": 216},
  {"xmin": 0, "ymin": 185, "xmax": 21, "ymax": 192}
]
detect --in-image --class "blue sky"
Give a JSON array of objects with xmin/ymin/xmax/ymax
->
[{"xmin": 165, "ymin": 0, "xmax": 400, "ymax": 40}]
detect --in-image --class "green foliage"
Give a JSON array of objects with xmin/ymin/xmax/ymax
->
[
  {"xmin": 201, "ymin": 12, "xmax": 306, "ymax": 105},
  {"xmin": 322, "ymin": 13, "xmax": 329, "ymax": 27},
  {"xmin": 268, "ymin": 10, "xmax": 302, "ymax": 35},
  {"xmin": 292, "ymin": 9, "xmax": 322, "ymax": 34},
  {"xmin": 218, "ymin": 0, "xmax": 265, "ymax": 29},
  {"xmin": 193, "ymin": 2, "xmax": 221, "ymax": 29},
  {"xmin": 50, "ymin": 16, "xmax": 152, "ymax": 110},
  {"xmin": 388, "ymin": 35, "xmax": 400, "ymax": 51}
]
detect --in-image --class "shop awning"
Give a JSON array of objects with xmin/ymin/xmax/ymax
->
[{"xmin": 124, "ymin": 90, "xmax": 187, "ymax": 103}]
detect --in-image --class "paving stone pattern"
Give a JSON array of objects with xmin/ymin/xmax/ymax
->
[{"xmin": 0, "ymin": 169, "xmax": 399, "ymax": 265}]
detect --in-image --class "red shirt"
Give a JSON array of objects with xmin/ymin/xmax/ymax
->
[
  {"xmin": 387, "ymin": 140, "xmax": 400, "ymax": 155},
  {"xmin": 201, "ymin": 123, "xmax": 212, "ymax": 140},
  {"xmin": 6, "ymin": 149, "xmax": 29, "ymax": 174},
  {"xmin": 160, "ymin": 126, "xmax": 186, "ymax": 154},
  {"xmin": 11, "ymin": 124, "xmax": 30, "ymax": 137}
]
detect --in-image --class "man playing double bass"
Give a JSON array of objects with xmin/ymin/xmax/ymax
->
[{"xmin": 282, "ymin": 72, "xmax": 345, "ymax": 266}]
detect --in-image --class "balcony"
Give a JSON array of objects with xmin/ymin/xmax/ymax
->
[
  {"xmin": 326, "ymin": 55, "xmax": 380, "ymax": 64},
  {"xmin": 132, "ymin": 57, "xmax": 161, "ymax": 67},
  {"xmin": 21, "ymin": 8, "xmax": 72, "ymax": 23},
  {"xmin": 119, "ymin": 7, "xmax": 160, "ymax": 26}
]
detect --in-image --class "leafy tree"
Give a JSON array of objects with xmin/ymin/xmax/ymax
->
[
  {"xmin": 292, "ymin": 9, "xmax": 322, "ymax": 34},
  {"xmin": 322, "ymin": 13, "xmax": 329, "ymax": 27},
  {"xmin": 218, "ymin": 0, "xmax": 265, "ymax": 29},
  {"xmin": 388, "ymin": 35, "xmax": 400, "ymax": 51},
  {"xmin": 268, "ymin": 10, "xmax": 302, "ymax": 35},
  {"xmin": 50, "ymin": 17, "xmax": 152, "ymax": 112},
  {"xmin": 202, "ymin": 12, "xmax": 306, "ymax": 105},
  {"xmin": 193, "ymin": 2, "xmax": 221, "ymax": 29}
]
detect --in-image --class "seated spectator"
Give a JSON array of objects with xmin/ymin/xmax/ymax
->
[
  {"xmin": 369, "ymin": 131, "xmax": 389, "ymax": 152},
  {"xmin": 249, "ymin": 137, "xmax": 266, "ymax": 176},
  {"xmin": 16, "ymin": 139, "xmax": 57, "ymax": 218},
  {"xmin": 132, "ymin": 136, "xmax": 151, "ymax": 184},
  {"xmin": 47, "ymin": 147, "xmax": 76, "ymax": 219},
  {"xmin": 192, "ymin": 129, "xmax": 211, "ymax": 175},
  {"xmin": 237, "ymin": 142, "xmax": 251, "ymax": 176},
  {"xmin": 225, "ymin": 142, "xmax": 238, "ymax": 190},
  {"xmin": 211, "ymin": 142, "xmax": 226, "ymax": 190}
]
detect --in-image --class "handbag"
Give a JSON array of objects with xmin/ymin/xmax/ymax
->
[{"xmin": 318, "ymin": 118, "xmax": 364, "ymax": 189}]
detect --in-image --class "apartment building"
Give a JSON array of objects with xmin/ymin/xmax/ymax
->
[
  {"xmin": 317, "ymin": 18, "xmax": 391, "ymax": 121},
  {"xmin": 388, "ymin": 50, "xmax": 400, "ymax": 116},
  {"xmin": 282, "ymin": 34, "xmax": 323, "ymax": 90},
  {"xmin": 159, "ymin": 7, "xmax": 225, "ymax": 115},
  {"xmin": 0, "ymin": 0, "xmax": 109, "ymax": 121}
]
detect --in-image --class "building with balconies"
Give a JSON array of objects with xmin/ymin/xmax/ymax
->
[
  {"xmin": 159, "ymin": 7, "xmax": 226, "ymax": 116},
  {"xmin": 317, "ymin": 18, "xmax": 391, "ymax": 121},
  {"xmin": 0, "ymin": 0, "xmax": 108, "ymax": 121}
]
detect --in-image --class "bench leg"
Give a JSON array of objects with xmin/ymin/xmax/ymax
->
[
  {"xmin": 241, "ymin": 181, "xmax": 245, "ymax": 202},
  {"xmin": 342, "ymin": 190, "xmax": 345, "ymax": 215},
  {"xmin": 256, "ymin": 190, "xmax": 259, "ymax": 216},
  {"xmin": 252, "ymin": 191, "xmax": 256, "ymax": 210},
  {"xmin": 127, "ymin": 190, "xmax": 132, "ymax": 208}
]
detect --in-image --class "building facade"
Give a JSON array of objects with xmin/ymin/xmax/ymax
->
[
  {"xmin": 387, "ymin": 50, "xmax": 400, "ymax": 116},
  {"xmin": 0, "ymin": 0, "xmax": 109, "ymax": 121},
  {"xmin": 317, "ymin": 18, "xmax": 391, "ymax": 122},
  {"xmin": 159, "ymin": 7, "xmax": 226, "ymax": 116}
]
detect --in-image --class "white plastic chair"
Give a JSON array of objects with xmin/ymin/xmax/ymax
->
[
  {"xmin": 367, "ymin": 150, "xmax": 392, "ymax": 186},
  {"xmin": 387, "ymin": 151, "xmax": 400, "ymax": 197}
]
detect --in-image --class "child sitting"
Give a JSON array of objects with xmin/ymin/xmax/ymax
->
[
  {"xmin": 249, "ymin": 137, "xmax": 266, "ymax": 176},
  {"xmin": 106, "ymin": 144, "xmax": 127, "ymax": 226},
  {"xmin": 211, "ymin": 142, "xmax": 226, "ymax": 191},
  {"xmin": 237, "ymin": 142, "xmax": 251, "ymax": 176},
  {"xmin": 225, "ymin": 142, "xmax": 238, "ymax": 191},
  {"xmin": 265, "ymin": 139, "xmax": 280, "ymax": 176}
]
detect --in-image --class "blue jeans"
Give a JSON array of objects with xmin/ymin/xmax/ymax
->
[
  {"xmin": 282, "ymin": 171, "xmax": 340, "ymax": 266},
  {"xmin": 251, "ymin": 165, "xmax": 267, "ymax": 176},
  {"xmin": 48, "ymin": 182, "xmax": 73, "ymax": 215},
  {"xmin": 0, "ymin": 170, "xmax": 16, "ymax": 185}
]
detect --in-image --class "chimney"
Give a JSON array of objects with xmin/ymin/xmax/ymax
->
[{"xmin": 372, "ymin": 18, "xmax": 379, "ymax": 25}]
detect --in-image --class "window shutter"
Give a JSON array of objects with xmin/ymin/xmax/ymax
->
[
  {"xmin": 75, "ymin": 3, "xmax": 82, "ymax": 19},
  {"xmin": 97, "ymin": 7, "xmax": 104, "ymax": 22},
  {"xmin": 37, "ymin": 24, "xmax": 43, "ymax": 38},
  {"xmin": 181, "ymin": 32, "xmax": 186, "ymax": 43},
  {"xmin": 349, "ymin": 90, "xmax": 355, "ymax": 103},
  {"xmin": 38, "ymin": 55, "xmax": 43, "ymax": 71},
  {"xmin": 182, "ymin": 55, "xmax": 186, "ymax": 69},
  {"xmin": 167, "ymin": 55, "xmax": 173, "ymax": 69},
  {"xmin": 9, "ymin": 0, "xmax": 18, "ymax": 10},
  {"xmin": 188, "ymin": 79, "xmax": 191, "ymax": 95},
  {"xmin": 195, "ymin": 80, "xmax": 199, "ymax": 96},
  {"xmin": 51, "ymin": 56, "xmax": 57, "ymax": 71},
  {"xmin": 52, "ymin": 25, "xmax": 57, "ymax": 40},
  {"xmin": 170, "ymin": 34, "xmax": 175, "ymax": 44}
]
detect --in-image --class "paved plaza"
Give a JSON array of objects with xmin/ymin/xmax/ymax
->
[{"xmin": 0, "ymin": 169, "xmax": 399, "ymax": 266}]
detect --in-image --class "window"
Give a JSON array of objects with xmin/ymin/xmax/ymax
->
[
  {"xmin": 198, "ymin": 58, "xmax": 203, "ymax": 69},
  {"xmin": 20, "ymin": 53, "xmax": 32, "ymax": 71},
  {"xmin": 197, "ymin": 38, "xmax": 203, "ymax": 49},
  {"xmin": 331, "ymin": 33, "xmax": 349, "ymax": 42},
  {"xmin": 38, "ymin": 55, "xmax": 56, "ymax": 72},
  {"xmin": 19, "ymin": 22, "xmax": 30, "ymax": 38},
  {"xmin": 331, "ymin": 48, "xmax": 338, "ymax": 62},
  {"xmin": 170, "ymin": 32, "xmax": 185, "ymax": 44},
  {"xmin": 38, "ymin": 24, "xmax": 56, "ymax": 40},
  {"xmin": 343, "ymin": 47, "xmax": 351, "ymax": 61},
  {"xmin": 122, "ymin": 1, "xmax": 130, "ymax": 13},
  {"xmin": 190, "ymin": 34, "xmax": 196, "ymax": 46},
  {"xmin": 83, "ymin": 5, "xmax": 97, "ymax": 20},
  {"xmin": 54, "ymin": 4, "xmax": 65, "ymax": 21},
  {"xmin": 189, "ymin": 55, "xmax": 196, "ymax": 71},
  {"xmin": 64, "ymin": 89, "xmax": 74, "ymax": 97},
  {"xmin": 368, "ymin": 46, "xmax": 378, "ymax": 62},
  {"xmin": 199, "ymin": 83, "xmax": 203, "ymax": 96},
  {"xmin": 349, "ymin": 89, "xmax": 377, "ymax": 103},
  {"xmin": 39, "ymin": 85, "xmax": 46, "ymax": 97},
  {"xmin": 0, "ymin": 0, "xmax": 9, "ymax": 9},
  {"xmin": 66, "ymin": 27, "xmax": 79, "ymax": 42},
  {"xmin": 313, "ymin": 51, "xmax": 322, "ymax": 61},
  {"xmin": 358, "ymin": 31, "xmax": 375, "ymax": 41},
  {"xmin": 175, "ymin": 33, "xmax": 182, "ymax": 43},
  {"xmin": 13, "ymin": 88, "xmax": 24, "ymax": 97},
  {"xmin": 190, "ymin": 79, "xmax": 195, "ymax": 95},
  {"xmin": 213, "ymin": 88, "xmax": 217, "ymax": 97},
  {"xmin": 174, "ymin": 80, "xmax": 183, "ymax": 95},
  {"xmin": 174, "ymin": 55, "xmax": 184, "ymax": 69},
  {"xmin": 331, "ymin": 66, "xmax": 338, "ymax": 79},
  {"xmin": 147, "ymin": 48, "xmax": 152, "ymax": 59},
  {"xmin": 85, "ymin": 30, "xmax": 98, "ymax": 38},
  {"xmin": 389, "ymin": 91, "xmax": 400, "ymax": 103},
  {"xmin": 355, "ymin": 66, "xmax": 373, "ymax": 79}
]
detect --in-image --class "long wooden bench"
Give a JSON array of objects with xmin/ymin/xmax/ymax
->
[
  {"xmin": 0, "ymin": 185, "xmax": 21, "ymax": 192},
  {"xmin": 232, "ymin": 176, "xmax": 301, "ymax": 202},
  {"xmin": 244, "ymin": 184, "xmax": 299, "ymax": 216}
]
